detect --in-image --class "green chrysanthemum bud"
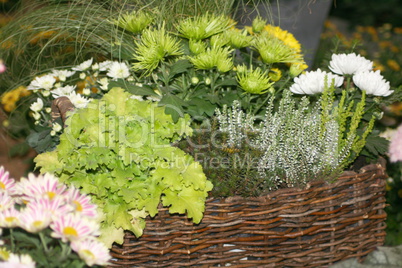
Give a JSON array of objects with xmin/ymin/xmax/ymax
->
[
  {"xmin": 252, "ymin": 16, "xmax": 267, "ymax": 33},
  {"xmin": 191, "ymin": 77, "xmax": 200, "ymax": 85},
  {"xmin": 237, "ymin": 65, "xmax": 274, "ymax": 94}
]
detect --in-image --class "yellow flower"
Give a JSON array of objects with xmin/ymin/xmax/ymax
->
[
  {"xmin": 373, "ymin": 61, "xmax": 385, "ymax": 72},
  {"xmin": 262, "ymin": 24, "xmax": 301, "ymax": 53},
  {"xmin": 0, "ymin": 86, "xmax": 32, "ymax": 112},
  {"xmin": 268, "ymin": 68, "xmax": 282, "ymax": 82},
  {"xmin": 387, "ymin": 59, "xmax": 400, "ymax": 71}
]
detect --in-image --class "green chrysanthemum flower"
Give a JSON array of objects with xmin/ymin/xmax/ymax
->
[
  {"xmin": 189, "ymin": 45, "xmax": 233, "ymax": 72},
  {"xmin": 225, "ymin": 28, "xmax": 253, "ymax": 49},
  {"xmin": 175, "ymin": 13, "xmax": 233, "ymax": 40},
  {"xmin": 252, "ymin": 16, "xmax": 267, "ymax": 33},
  {"xmin": 253, "ymin": 34, "xmax": 302, "ymax": 64},
  {"xmin": 210, "ymin": 33, "xmax": 229, "ymax": 47},
  {"xmin": 112, "ymin": 10, "xmax": 153, "ymax": 34},
  {"xmin": 237, "ymin": 65, "xmax": 274, "ymax": 94},
  {"xmin": 132, "ymin": 26, "xmax": 183, "ymax": 74},
  {"xmin": 189, "ymin": 39, "xmax": 207, "ymax": 54}
]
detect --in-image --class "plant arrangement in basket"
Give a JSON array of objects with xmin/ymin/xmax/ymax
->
[
  {"xmin": 0, "ymin": 166, "xmax": 111, "ymax": 267},
  {"xmin": 7, "ymin": 7, "xmax": 399, "ymax": 250}
]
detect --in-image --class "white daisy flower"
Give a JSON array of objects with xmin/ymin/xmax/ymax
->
[
  {"xmin": 29, "ymin": 98, "xmax": 44, "ymax": 112},
  {"xmin": 27, "ymin": 74, "xmax": 56, "ymax": 91},
  {"xmin": 51, "ymin": 85, "xmax": 76, "ymax": 98},
  {"xmin": 290, "ymin": 69, "xmax": 344, "ymax": 95},
  {"xmin": 72, "ymin": 58, "xmax": 93, "ymax": 71},
  {"xmin": 353, "ymin": 70, "xmax": 393, "ymax": 96},
  {"xmin": 68, "ymin": 92, "xmax": 90, "ymax": 109},
  {"xmin": 329, "ymin": 53, "xmax": 373, "ymax": 75},
  {"xmin": 51, "ymin": 69, "xmax": 76, "ymax": 82},
  {"xmin": 106, "ymin": 61, "xmax": 130, "ymax": 79}
]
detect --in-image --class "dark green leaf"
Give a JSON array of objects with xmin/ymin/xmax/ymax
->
[
  {"xmin": 215, "ymin": 78, "xmax": 238, "ymax": 87},
  {"xmin": 169, "ymin": 59, "xmax": 193, "ymax": 80},
  {"xmin": 108, "ymin": 79, "xmax": 158, "ymax": 96},
  {"xmin": 158, "ymin": 94, "xmax": 188, "ymax": 122}
]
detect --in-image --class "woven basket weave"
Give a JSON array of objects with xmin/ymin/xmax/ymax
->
[{"xmin": 109, "ymin": 163, "xmax": 387, "ymax": 267}]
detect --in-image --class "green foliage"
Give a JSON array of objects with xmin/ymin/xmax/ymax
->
[
  {"xmin": 1, "ymin": 229, "xmax": 86, "ymax": 268},
  {"xmin": 34, "ymin": 87, "xmax": 212, "ymax": 246}
]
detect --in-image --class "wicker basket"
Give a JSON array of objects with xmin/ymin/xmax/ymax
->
[{"xmin": 110, "ymin": 163, "xmax": 387, "ymax": 267}]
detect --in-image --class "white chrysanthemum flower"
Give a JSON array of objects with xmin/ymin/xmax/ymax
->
[
  {"xmin": 51, "ymin": 69, "xmax": 76, "ymax": 82},
  {"xmin": 106, "ymin": 62, "xmax": 130, "ymax": 79},
  {"xmin": 329, "ymin": 53, "xmax": 373, "ymax": 75},
  {"xmin": 51, "ymin": 85, "xmax": 76, "ymax": 98},
  {"xmin": 52, "ymin": 122, "xmax": 62, "ymax": 132},
  {"xmin": 290, "ymin": 69, "xmax": 344, "ymax": 95},
  {"xmin": 98, "ymin": 77, "xmax": 109, "ymax": 91},
  {"xmin": 2, "ymin": 253, "xmax": 36, "ymax": 268},
  {"xmin": 353, "ymin": 70, "xmax": 393, "ymax": 96},
  {"xmin": 98, "ymin": 60, "xmax": 113, "ymax": 71},
  {"xmin": 29, "ymin": 98, "xmax": 44, "ymax": 112},
  {"xmin": 68, "ymin": 92, "xmax": 90, "ymax": 109},
  {"xmin": 72, "ymin": 58, "xmax": 93, "ymax": 71},
  {"xmin": 27, "ymin": 74, "xmax": 56, "ymax": 91}
]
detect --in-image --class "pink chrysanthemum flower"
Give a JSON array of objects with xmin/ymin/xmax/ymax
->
[
  {"xmin": 0, "ymin": 192, "xmax": 14, "ymax": 211},
  {"xmin": 50, "ymin": 213, "xmax": 100, "ymax": 243},
  {"xmin": 65, "ymin": 186, "xmax": 98, "ymax": 218},
  {"xmin": 71, "ymin": 239, "xmax": 111, "ymax": 266},
  {"xmin": 17, "ymin": 173, "xmax": 67, "ymax": 202},
  {"xmin": 26, "ymin": 196, "xmax": 71, "ymax": 220},
  {"xmin": 0, "ymin": 207, "xmax": 20, "ymax": 228},
  {"xmin": 0, "ymin": 166, "xmax": 16, "ymax": 194},
  {"xmin": 19, "ymin": 205, "xmax": 53, "ymax": 233},
  {"xmin": 389, "ymin": 124, "xmax": 402, "ymax": 162}
]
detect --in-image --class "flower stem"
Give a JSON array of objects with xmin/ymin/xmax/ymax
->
[{"xmin": 39, "ymin": 231, "xmax": 50, "ymax": 253}]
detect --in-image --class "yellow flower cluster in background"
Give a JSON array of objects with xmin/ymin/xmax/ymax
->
[{"xmin": 1, "ymin": 86, "xmax": 31, "ymax": 112}]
